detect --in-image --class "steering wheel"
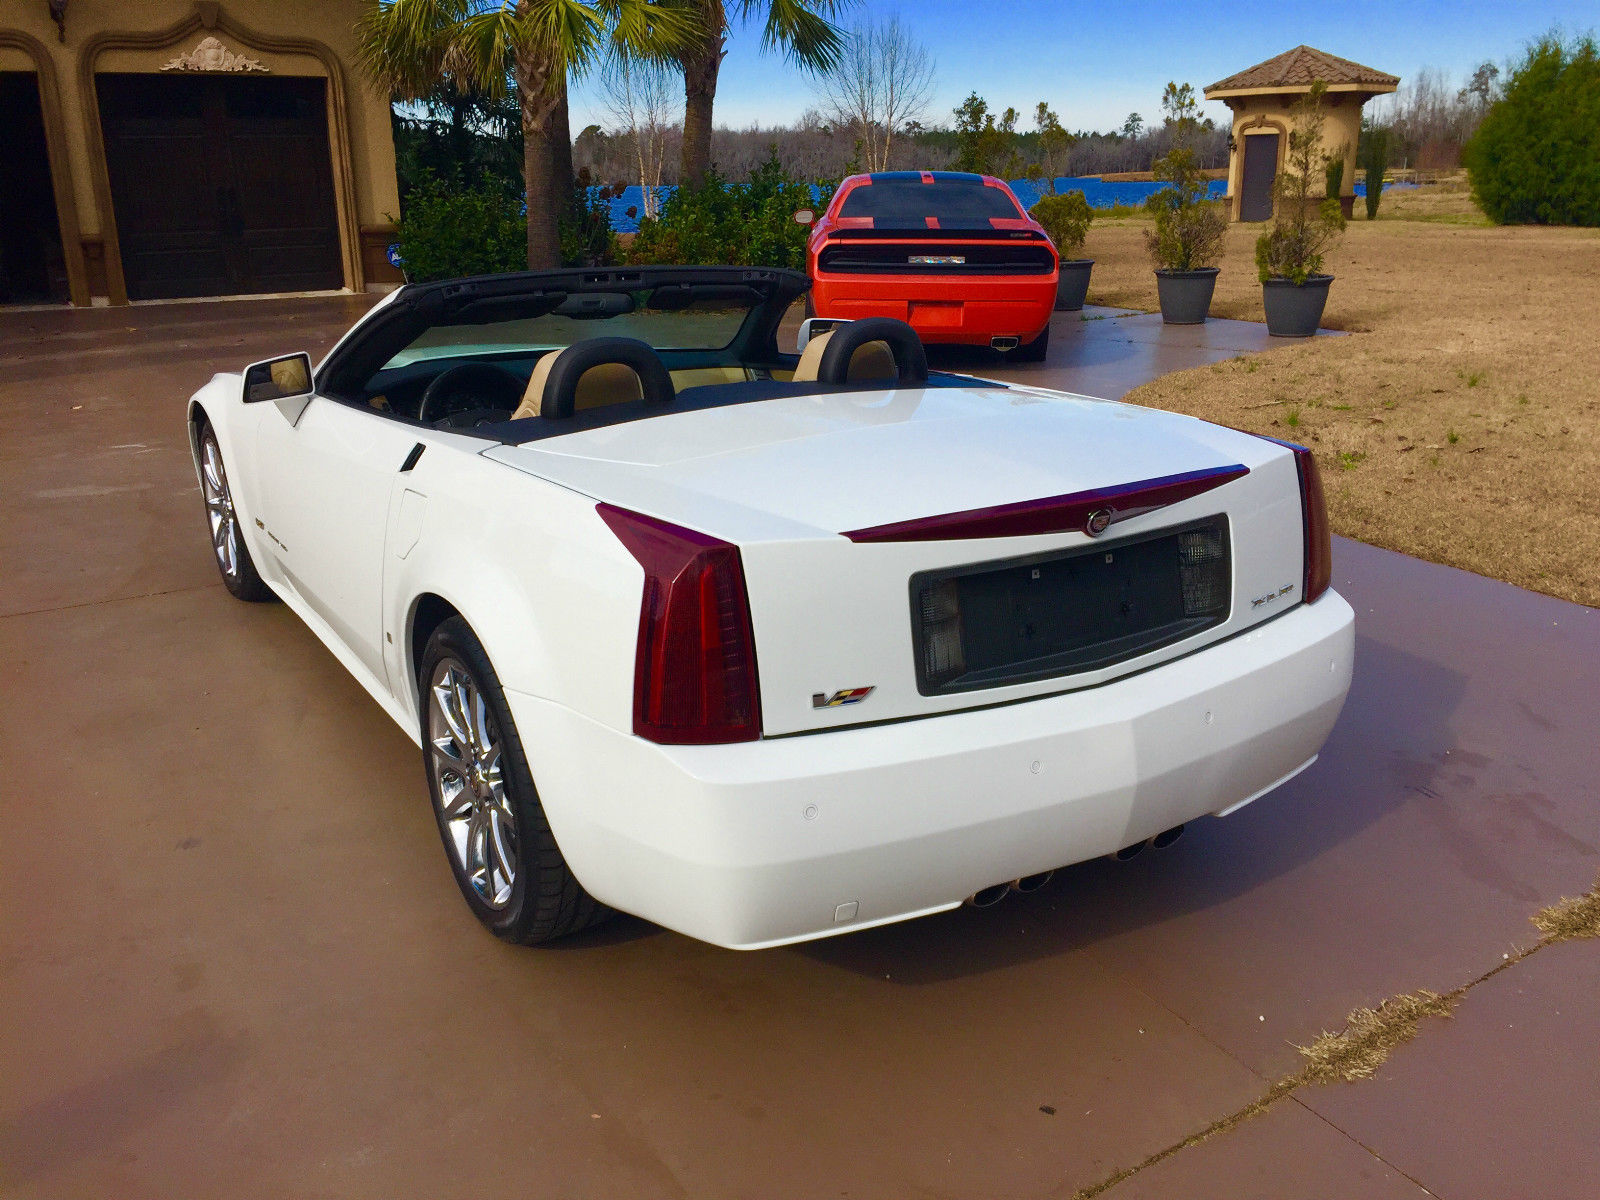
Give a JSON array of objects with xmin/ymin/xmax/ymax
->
[{"xmin": 417, "ymin": 361, "xmax": 526, "ymax": 424}]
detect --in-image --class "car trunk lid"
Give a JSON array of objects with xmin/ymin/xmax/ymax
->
[{"xmin": 484, "ymin": 386, "xmax": 1307, "ymax": 734}]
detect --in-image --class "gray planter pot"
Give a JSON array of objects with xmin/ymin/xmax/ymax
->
[
  {"xmin": 1154, "ymin": 268, "xmax": 1219, "ymax": 325},
  {"xmin": 1262, "ymin": 275, "xmax": 1333, "ymax": 337},
  {"xmin": 1055, "ymin": 259, "xmax": 1094, "ymax": 310}
]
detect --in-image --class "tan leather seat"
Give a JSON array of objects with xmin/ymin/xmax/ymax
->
[
  {"xmin": 670, "ymin": 366, "xmax": 752, "ymax": 390},
  {"xmin": 791, "ymin": 331, "xmax": 897, "ymax": 384},
  {"xmin": 511, "ymin": 354, "xmax": 645, "ymax": 421}
]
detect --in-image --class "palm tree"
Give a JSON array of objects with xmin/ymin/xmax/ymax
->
[
  {"xmin": 676, "ymin": 0, "xmax": 846, "ymax": 186},
  {"xmin": 357, "ymin": 0, "xmax": 693, "ymax": 268}
]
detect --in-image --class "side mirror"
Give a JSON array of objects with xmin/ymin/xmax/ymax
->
[
  {"xmin": 793, "ymin": 207, "xmax": 815, "ymax": 226},
  {"xmin": 243, "ymin": 353, "xmax": 314, "ymax": 403}
]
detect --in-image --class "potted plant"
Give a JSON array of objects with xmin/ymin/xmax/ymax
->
[
  {"xmin": 1144, "ymin": 83, "xmax": 1227, "ymax": 324},
  {"xmin": 1256, "ymin": 82, "xmax": 1347, "ymax": 337},
  {"xmin": 1030, "ymin": 190, "xmax": 1095, "ymax": 310}
]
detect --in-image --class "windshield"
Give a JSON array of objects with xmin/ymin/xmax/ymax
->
[
  {"xmin": 379, "ymin": 284, "xmax": 763, "ymax": 370},
  {"xmin": 837, "ymin": 177, "xmax": 1024, "ymax": 227}
]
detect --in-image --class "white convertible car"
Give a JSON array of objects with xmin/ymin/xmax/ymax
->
[{"xmin": 188, "ymin": 266, "xmax": 1353, "ymax": 949}]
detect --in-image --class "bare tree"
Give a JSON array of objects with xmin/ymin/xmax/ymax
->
[
  {"xmin": 601, "ymin": 56, "xmax": 679, "ymax": 215},
  {"xmin": 813, "ymin": 16, "xmax": 935, "ymax": 172},
  {"xmin": 1369, "ymin": 65, "xmax": 1495, "ymax": 170}
]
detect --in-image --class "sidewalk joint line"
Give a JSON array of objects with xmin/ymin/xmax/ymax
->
[
  {"xmin": 0, "ymin": 582, "xmax": 218, "ymax": 622},
  {"xmin": 1064, "ymin": 873, "xmax": 1600, "ymax": 1199}
]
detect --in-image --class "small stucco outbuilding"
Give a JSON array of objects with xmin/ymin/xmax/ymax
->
[
  {"xmin": 1, "ymin": 0, "xmax": 404, "ymax": 306},
  {"xmin": 1205, "ymin": 45, "xmax": 1398, "ymax": 223}
]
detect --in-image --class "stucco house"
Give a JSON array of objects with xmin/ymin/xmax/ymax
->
[
  {"xmin": 1, "ymin": 0, "xmax": 404, "ymax": 306},
  {"xmin": 1206, "ymin": 45, "xmax": 1399, "ymax": 222}
]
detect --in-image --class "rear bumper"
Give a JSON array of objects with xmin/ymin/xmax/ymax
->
[
  {"xmin": 510, "ymin": 592, "xmax": 1355, "ymax": 949},
  {"xmin": 811, "ymin": 271, "xmax": 1055, "ymax": 345}
]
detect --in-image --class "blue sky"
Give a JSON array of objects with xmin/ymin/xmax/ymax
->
[{"xmin": 569, "ymin": 0, "xmax": 1596, "ymax": 135}]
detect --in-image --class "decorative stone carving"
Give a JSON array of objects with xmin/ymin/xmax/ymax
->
[{"xmin": 161, "ymin": 37, "xmax": 269, "ymax": 73}]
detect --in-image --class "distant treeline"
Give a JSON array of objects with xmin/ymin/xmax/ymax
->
[
  {"xmin": 392, "ymin": 89, "xmax": 1229, "ymax": 203},
  {"xmin": 393, "ymin": 59, "xmax": 1506, "ymax": 202},
  {"xmin": 570, "ymin": 117, "xmax": 1229, "ymax": 187}
]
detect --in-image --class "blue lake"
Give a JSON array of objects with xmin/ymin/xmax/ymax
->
[{"xmin": 596, "ymin": 177, "xmax": 1412, "ymax": 233}]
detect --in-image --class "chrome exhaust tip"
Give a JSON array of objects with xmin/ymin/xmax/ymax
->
[
  {"xmin": 966, "ymin": 883, "xmax": 1011, "ymax": 908},
  {"xmin": 990, "ymin": 336, "xmax": 1021, "ymax": 352},
  {"xmin": 1111, "ymin": 840, "xmax": 1149, "ymax": 862},
  {"xmin": 1151, "ymin": 824, "xmax": 1186, "ymax": 850},
  {"xmin": 1011, "ymin": 870, "xmax": 1055, "ymax": 895}
]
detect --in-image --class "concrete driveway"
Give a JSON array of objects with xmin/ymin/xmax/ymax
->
[{"xmin": 2, "ymin": 298, "xmax": 1596, "ymax": 1199}]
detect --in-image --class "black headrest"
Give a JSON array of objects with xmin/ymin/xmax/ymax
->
[
  {"xmin": 816, "ymin": 318, "xmax": 929, "ymax": 386},
  {"xmin": 540, "ymin": 337, "xmax": 675, "ymax": 419}
]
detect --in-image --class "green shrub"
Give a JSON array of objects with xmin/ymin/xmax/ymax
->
[
  {"xmin": 1029, "ymin": 190, "xmax": 1094, "ymax": 257},
  {"xmin": 1145, "ymin": 194, "xmax": 1227, "ymax": 271},
  {"xmin": 1464, "ymin": 33, "xmax": 1600, "ymax": 226},
  {"xmin": 1359, "ymin": 124, "xmax": 1391, "ymax": 220},
  {"xmin": 628, "ymin": 154, "xmax": 829, "ymax": 270},
  {"xmin": 1256, "ymin": 83, "xmax": 1346, "ymax": 283},
  {"xmin": 1144, "ymin": 82, "xmax": 1228, "ymax": 272},
  {"xmin": 394, "ymin": 172, "xmax": 526, "ymax": 283},
  {"xmin": 1324, "ymin": 154, "xmax": 1345, "ymax": 200},
  {"xmin": 560, "ymin": 171, "xmax": 620, "ymax": 268}
]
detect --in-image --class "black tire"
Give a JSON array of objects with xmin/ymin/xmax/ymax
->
[
  {"xmin": 197, "ymin": 421, "xmax": 273, "ymax": 602},
  {"xmin": 1013, "ymin": 322, "xmax": 1050, "ymax": 363},
  {"xmin": 419, "ymin": 616, "xmax": 611, "ymax": 944},
  {"xmin": 802, "ymin": 291, "xmax": 816, "ymax": 319}
]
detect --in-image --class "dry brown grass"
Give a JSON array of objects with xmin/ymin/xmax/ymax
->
[
  {"xmin": 1533, "ymin": 878, "xmax": 1600, "ymax": 943},
  {"xmin": 1294, "ymin": 990, "xmax": 1456, "ymax": 1084},
  {"xmin": 1080, "ymin": 185, "xmax": 1600, "ymax": 606}
]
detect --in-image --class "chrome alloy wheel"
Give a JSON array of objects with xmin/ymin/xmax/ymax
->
[
  {"xmin": 200, "ymin": 431, "xmax": 239, "ymax": 579},
  {"xmin": 428, "ymin": 658, "xmax": 518, "ymax": 909}
]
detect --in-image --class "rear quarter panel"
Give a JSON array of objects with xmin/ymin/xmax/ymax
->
[{"xmin": 381, "ymin": 447, "xmax": 642, "ymax": 738}]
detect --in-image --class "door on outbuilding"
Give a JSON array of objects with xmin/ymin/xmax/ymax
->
[
  {"xmin": 96, "ymin": 73, "xmax": 343, "ymax": 300},
  {"xmin": 1239, "ymin": 133, "xmax": 1279, "ymax": 222}
]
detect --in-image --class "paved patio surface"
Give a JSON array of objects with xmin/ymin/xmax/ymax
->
[
  {"xmin": 2, "ymin": 296, "xmax": 1596, "ymax": 1199},
  {"xmin": 935, "ymin": 304, "xmax": 1339, "ymax": 399}
]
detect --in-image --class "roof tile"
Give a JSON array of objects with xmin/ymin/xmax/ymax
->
[{"xmin": 1205, "ymin": 45, "xmax": 1399, "ymax": 93}]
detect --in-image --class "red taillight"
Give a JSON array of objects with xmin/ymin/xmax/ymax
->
[
  {"xmin": 1256, "ymin": 436, "xmax": 1332, "ymax": 604},
  {"xmin": 597, "ymin": 504, "xmax": 761, "ymax": 744},
  {"xmin": 1296, "ymin": 446, "xmax": 1332, "ymax": 603}
]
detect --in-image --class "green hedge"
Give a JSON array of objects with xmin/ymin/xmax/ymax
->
[
  {"xmin": 1464, "ymin": 34, "xmax": 1600, "ymax": 226},
  {"xmin": 394, "ymin": 172, "xmax": 526, "ymax": 283},
  {"xmin": 628, "ymin": 155, "xmax": 830, "ymax": 270}
]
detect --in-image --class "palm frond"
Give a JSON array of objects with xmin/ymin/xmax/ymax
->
[
  {"xmin": 508, "ymin": 0, "xmax": 609, "ymax": 78},
  {"xmin": 735, "ymin": 0, "xmax": 847, "ymax": 71},
  {"xmin": 452, "ymin": 7, "xmax": 531, "ymax": 96},
  {"xmin": 598, "ymin": 0, "xmax": 703, "ymax": 66},
  {"xmin": 355, "ymin": 0, "xmax": 480, "ymax": 99}
]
